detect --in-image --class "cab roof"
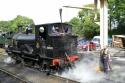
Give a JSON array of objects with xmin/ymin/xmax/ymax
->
[{"xmin": 35, "ymin": 22, "xmax": 71, "ymax": 28}]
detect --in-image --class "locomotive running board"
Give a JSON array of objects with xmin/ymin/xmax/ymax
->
[{"xmin": 21, "ymin": 55, "xmax": 39, "ymax": 61}]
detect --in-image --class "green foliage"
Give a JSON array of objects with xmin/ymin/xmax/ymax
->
[
  {"xmin": 82, "ymin": 16, "xmax": 99, "ymax": 39},
  {"xmin": 0, "ymin": 21, "xmax": 10, "ymax": 31},
  {"xmin": 0, "ymin": 15, "xmax": 34, "ymax": 32},
  {"xmin": 69, "ymin": 4, "xmax": 99, "ymax": 39},
  {"xmin": 69, "ymin": 0, "xmax": 125, "ymax": 39},
  {"xmin": 69, "ymin": 17, "xmax": 81, "ymax": 35},
  {"xmin": 109, "ymin": 0, "xmax": 125, "ymax": 35}
]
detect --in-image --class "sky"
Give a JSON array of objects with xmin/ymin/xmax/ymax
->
[{"xmin": 0, "ymin": 0, "xmax": 93, "ymax": 24}]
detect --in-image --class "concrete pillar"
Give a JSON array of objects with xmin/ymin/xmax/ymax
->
[{"xmin": 100, "ymin": 0, "xmax": 108, "ymax": 49}]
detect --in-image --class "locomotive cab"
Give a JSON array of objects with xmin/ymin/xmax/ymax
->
[
  {"xmin": 35, "ymin": 23, "xmax": 77, "ymax": 55},
  {"xmin": 35, "ymin": 23, "xmax": 78, "ymax": 68}
]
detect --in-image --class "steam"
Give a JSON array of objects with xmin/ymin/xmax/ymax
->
[
  {"xmin": 61, "ymin": 55, "xmax": 106, "ymax": 83},
  {"xmin": 4, "ymin": 56, "xmax": 15, "ymax": 64}
]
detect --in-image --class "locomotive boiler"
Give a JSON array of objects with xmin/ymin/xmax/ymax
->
[{"xmin": 6, "ymin": 23, "xmax": 78, "ymax": 73}]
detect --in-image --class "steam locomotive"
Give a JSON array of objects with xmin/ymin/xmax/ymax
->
[{"xmin": 6, "ymin": 22, "xmax": 78, "ymax": 73}]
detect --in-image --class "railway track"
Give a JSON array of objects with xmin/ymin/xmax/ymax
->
[
  {"xmin": 0, "ymin": 68, "xmax": 32, "ymax": 83},
  {"xmin": 0, "ymin": 50, "xmax": 80, "ymax": 83},
  {"xmin": 1, "ymin": 50, "xmax": 122, "ymax": 83},
  {"xmin": 51, "ymin": 74, "xmax": 80, "ymax": 83},
  {"xmin": 0, "ymin": 67, "xmax": 79, "ymax": 83},
  {"xmin": 0, "ymin": 57, "xmax": 79, "ymax": 83},
  {"xmin": 0, "ymin": 65, "xmax": 118, "ymax": 83}
]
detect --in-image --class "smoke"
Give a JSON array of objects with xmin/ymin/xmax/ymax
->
[
  {"xmin": 4, "ymin": 56, "xmax": 15, "ymax": 64},
  {"xmin": 61, "ymin": 55, "xmax": 106, "ymax": 83}
]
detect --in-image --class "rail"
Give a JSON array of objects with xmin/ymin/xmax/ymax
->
[
  {"xmin": 0, "ymin": 68, "xmax": 32, "ymax": 83},
  {"xmin": 51, "ymin": 74, "xmax": 80, "ymax": 83}
]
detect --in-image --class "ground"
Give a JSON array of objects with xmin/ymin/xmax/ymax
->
[
  {"xmin": 61, "ymin": 47, "xmax": 125, "ymax": 83},
  {"xmin": 79, "ymin": 47, "xmax": 125, "ymax": 83},
  {"xmin": 0, "ymin": 47, "xmax": 124, "ymax": 83},
  {"xmin": 0, "ymin": 48, "xmax": 5, "ymax": 56}
]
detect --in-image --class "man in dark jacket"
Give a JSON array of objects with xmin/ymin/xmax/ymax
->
[{"xmin": 100, "ymin": 46, "xmax": 112, "ymax": 73}]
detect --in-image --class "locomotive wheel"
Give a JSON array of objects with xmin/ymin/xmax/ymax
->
[
  {"xmin": 65, "ymin": 61, "xmax": 75, "ymax": 70},
  {"xmin": 57, "ymin": 66, "xmax": 64, "ymax": 75},
  {"xmin": 46, "ymin": 65, "xmax": 63, "ymax": 75}
]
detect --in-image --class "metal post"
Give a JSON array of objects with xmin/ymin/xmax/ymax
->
[
  {"xmin": 100, "ymin": 0, "xmax": 108, "ymax": 49},
  {"xmin": 87, "ymin": 44, "xmax": 90, "ymax": 52}
]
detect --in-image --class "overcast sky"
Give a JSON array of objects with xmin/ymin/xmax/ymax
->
[{"xmin": 0, "ymin": 0, "xmax": 93, "ymax": 24}]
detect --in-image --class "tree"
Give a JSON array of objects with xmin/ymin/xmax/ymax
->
[
  {"xmin": 0, "ymin": 21, "xmax": 10, "ymax": 31},
  {"xmin": 108, "ymin": 0, "xmax": 125, "ymax": 35},
  {"xmin": 69, "ymin": 4, "xmax": 99, "ymax": 39},
  {"xmin": 82, "ymin": 16, "xmax": 99, "ymax": 39},
  {"xmin": 0, "ymin": 15, "xmax": 35, "ymax": 32},
  {"xmin": 10, "ymin": 15, "xmax": 35, "ymax": 32},
  {"xmin": 69, "ymin": 17, "xmax": 81, "ymax": 35}
]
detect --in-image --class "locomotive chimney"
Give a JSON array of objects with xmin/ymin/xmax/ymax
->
[
  {"xmin": 26, "ymin": 24, "xmax": 32, "ymax": 34},
  {"xmin": 18, "ymin": 25, "xmax": 23, "ymax": 33}
]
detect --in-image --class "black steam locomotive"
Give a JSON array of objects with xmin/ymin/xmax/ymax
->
[{"xmin": 6, "ymin": 22, "xmax": 78, "ymax": 73}]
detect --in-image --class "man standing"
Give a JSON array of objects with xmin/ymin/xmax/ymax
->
[{"xmin": 100, "ymin": 46, "xmax": 112, "ymax": 73}]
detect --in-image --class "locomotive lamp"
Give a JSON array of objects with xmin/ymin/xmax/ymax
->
[{"xmin": 39, "ymin": 27, "xmax": 44, "ymax": 33}]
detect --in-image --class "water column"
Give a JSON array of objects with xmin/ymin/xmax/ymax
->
[{"xmin": 100, "ymin": 0, "xmax": 108, "ymax": 49}]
